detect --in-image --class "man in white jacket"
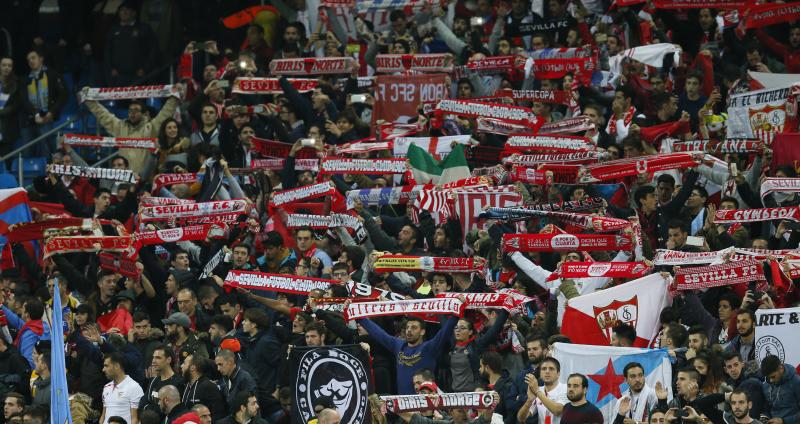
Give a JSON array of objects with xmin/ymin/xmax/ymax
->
[{"xmin": 612, "ymin": 362, "xmax": 659, "ymax": 423}]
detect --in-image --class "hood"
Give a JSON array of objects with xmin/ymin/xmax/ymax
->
[{"xmin": 779, "ymin": 362, "xmax": 797, "ymax": 384}]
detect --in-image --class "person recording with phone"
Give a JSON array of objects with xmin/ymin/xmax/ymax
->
[{"xmin": 656, "ymin": 368, "xmax": 724, "ymax": 423}]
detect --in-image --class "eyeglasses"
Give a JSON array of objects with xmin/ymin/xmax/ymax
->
[{"xmin": 454, "ymin": 326, "xmax": 470, "ymax": 330}]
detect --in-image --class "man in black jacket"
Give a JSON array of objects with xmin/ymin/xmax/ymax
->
[
  {"xmin": 180, "ymin": 355, "xmax": 227, "ymax": 421},
  {"xmin": 22, "ymin": 49, "xmax": 67, "ymax": 157},
  {"xmin": 215, "ymin": 348, "xmax": 258, "ymax": 409},
  {"xmin": 216, "ymin": 391, "xmax": 268, "ymax": 424},
  {"xmin": 239, "ymin": 308, "xmax": 281, "ymax": 417},
  {"xmin": 158, "ymin": 385, "xmax": 189, "ymax": 424}
]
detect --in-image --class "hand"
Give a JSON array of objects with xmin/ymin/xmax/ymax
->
[
  {"xmin": 360, "ymin": 342, "xmax": 371, "ymax": 353},
  {"xmin": 766, "ymin": 418, "xmax": 784, "ymax": 424},
  {"xmin": 525, "ymin": 373, "xmax": 539, "ymax": 398},
  {"xmin": 665, "ymin": 408, "xmax": 678, "ymax": 422},
  {"xmin": 704, "ymin": 203, "xmax": 716, "ymax": 230},
  {"xmin": 679, "ymin": 111, "xmax": 691, "ymax": 122},
  {"xmin": 755, "ymin": 63, "xmax": 771, "ymax": 73},
  {"xmin": 203, "ymin": 40, "xmax": 219, "ymax": 55},
  {"xmin": 618, "ymin": 396, "xmax": 632, "ymax": 416},
  {"xmin": 741, "ymin": 290, "xmax": 755, "ymax": 310},
  {"xmin": 655, "ymin": 381, "xmax": 668, "ymax": 400},
  {"xmin": 683, "ymin": 406, "xmax": 700, "ymax": 421}
]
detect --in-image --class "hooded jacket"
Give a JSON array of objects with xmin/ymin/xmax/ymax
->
[{"xmin": 761, "ymin": 363, "xmax": 800, "ymax": 422}]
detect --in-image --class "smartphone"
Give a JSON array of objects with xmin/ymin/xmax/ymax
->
[
  {"xmin": 252, "ymin": 104, "xmax": 265, "ymax": 114},
  {"xmin": 218, "ymin": 80, "xmax": 230, "ymax": 88},
  {"xmin": 301, "ymin": 138, "xmax": 316, "ymax": 147},
  {"xmin": 350, "ymin": 94, "xmax": 367, "ymax": 103},
  {"xmin": 470, "ymin": 17, "xmax": 485, "ymax": 26},
  {"xmin": 686, "ymin": 236, "xmax": 705, "ymax": 247},
  {"xmin": 729, "ymin": 163, "xmax": 738, "ymax": 178}
]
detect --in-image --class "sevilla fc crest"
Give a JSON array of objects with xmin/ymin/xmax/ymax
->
[
  {"xmin": 749, "ymin": 104, "xmax": 786, "ymax": 138},
  {"xmin": 593, "ymin": 296, "xmax": 638, "ymax": 343}
]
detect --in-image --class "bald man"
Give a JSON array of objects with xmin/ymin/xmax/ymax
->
[
  {"xmin": 158, "ymin": 385, "xmax": 189, "ymax": 424},
  {"xmin": 317, "ymin": 409, "xmax": 340, "ymax": 424}
]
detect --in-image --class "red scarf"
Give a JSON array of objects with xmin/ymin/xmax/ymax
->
[
  {"xmin": 455, "ymin": 336, "xmax": 477, "ymax": 348},
  {"xmin": 14, "ymin": 319, "xmax": 44, "ymax": 348},
  {"xmin": 606, "ymin": 106, "xmax": 636, "ymax": 137}
]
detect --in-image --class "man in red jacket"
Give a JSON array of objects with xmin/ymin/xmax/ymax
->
[{"xmin": 756, "ymin": 26, "xmax": 800, "ymax": 73}]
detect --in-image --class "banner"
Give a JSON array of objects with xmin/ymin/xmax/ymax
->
[
  {"xmin": 139, "ymin": 200, "xmax": 249, "ymax": 221},
  {"xmin": 653, "ymin": 0, "xmax": 749, "ymax": 8},
  {"xmin": 133, "ymin": 224, "xmax": 228, "ymax": 247},
  {"xmin": 232, "ymin": 77, "xmax": 318, "ymax": 94},
  {"xmin": 289, "ymin": 345, "xmax": 371, "ymax": 424},
  {"xmin": 714, "ymin": 206, "xmax": 800, "ymax": 223},
  {"xmin": 79, "ymin": 85, "xmax": 180, "ymax": 102},
  {"xmin": 760, "ymin": 177, "xmax": 800, "ymax": 202},
  {"xmin": 482, "ymin": 208, "xmax": 629, "ymax": 231},
  {"xmin": 374, "ymin": 73, "xmax": 448, "ymax": 124},
  {"xmin": 551, "ymin": 343, "xmax": 673, "ymax": 424},
  {"xmin": 578, "ymin": 153, "xmax": 700, "ymax": 183},
  {"xmin": 503, "ymin": 233, "xmax": 632, "ymax": 252},
  {"xmin": 344, "ymin": 297, "xmax": 465, "ymax": 321},
  {"xmin": 50, "ymin": 164, "xmax": 136, "ymax": 183},
  {"xmin": 669, "ymin": 138, "xmax": 763, "ymax": 153},
  {"xmin": 505, "ymin": 152, "xmax": 605, "ymax": 166},
  {"xmin": 319, "ymin": 158, "xmax": 407, "ymax": 174},
  {"xmin": 475, "ymin": 117, "xmax": 529, "ymax": 135},
  {"xmin": 373, "ymin": 255, "xmax": 486, "ymax": 273},
  {"xmin": 557, "ymin": 262, "xmax": 652, "ymax": 280},
  {"xmin": 43, "ymin": 236, "xmax": 133, "ymax": 259},
  {"xmin": 727, "ymin": 83, "xmax": 799, "ymax": 145},
  {"xmin": 505, "ymin": 134, "xmax": 594, "ymax": 153},
  {"xmin": 436, "ymin": 291, "xmax": 533, "ymax": 314},
  {"xmin": 374, "ymin": 54, "xmax": 453, "ymax": 73},
  {"xmin": 5, "ymin": 218, "xmax": 98, "ymax": 243},
  {"xmin": 250, "ymin": 137, "xmax": 318, "ymax": 159},
  {"xmin": 518, "ymin": 197, "xmax": 605, "ymax": 213},
  {"xmin": 64, "ymin": 134, "xmax": 157, "ymax": 151},
  {"xmin": 225, "ymin": 270, "xmax": 335, "ymax": 295},
  {"xmin": 140, "ymin": 197, "xmax": 195, "ymax": 207},
  {"xmin": 529, "ymin": 58, "xmax": 595, "ymax": 85},
  {"xmin": 561, "ymin": 274, "xmax": 671, "ymax": 347},
  {"xmin": 99, "ymin": 252, "xmax": 140, "ymax": 279},
  {"xmin": 152, "ymin": 173, "xmax": 198, "ymax": 192},
  {"xmin": 674, "ymin": 260, "xmax": 765, "ymax": 290},
  {"xmin": 249, "ymin": 158, "xmax": 319, "ymax": 172},
  {"xmin": 381, "ymin": 392, "xmax": 497, "ymax": 413},
  {"xmin": 269, "ymin": 57, "xmax": 357, "ymax": 76},
  {"xmin": 755, "ymin": 307, "xmax": 800, "ymax": 368},
  {"xmin": 335, "ymin": 141, "xmax": 392, "ymax": 155},
  {"xmin": 270, "ymin": 182, "xmax": 335, "ymax": 209}
]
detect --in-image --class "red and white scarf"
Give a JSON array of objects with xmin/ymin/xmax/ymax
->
[
  {"xmin": 343, "ymin": 297, "xmax": 465, "ymax": 321},
  {"xmin": 503, "ymin": 233, "xmax": 632, "ymax": 252},
  {"xmin": 375, "ymin": 54, "xmax": 454, "ymax": 73},
  {"xmin": 250, "ymin": 137, "xmax": 318, "ymax": 159},
  {"xmin": 437, "ymin": 291, "xmax": 533, "ymax": 314},
  {"xmin": 99, "ymin": 252, "xmax": 140, "ymax": 279},
  {"xmin": 269, "ymin": 182, "xmax": 335, "ymax": 209},
  {"xmin": 133, "ymin": 224, "xmax": 228, "ymax": 247},
  {"xmin": 286, "ymin": 213, "xmax": 361, "ymax": 230},
  {"xmin": 554, "ymin": 261, "xmax": 652, "ymax": 280},
  {"xmin": 140, "ymin": 199, "xmax": 249, "ymax": 221},
  {"xmin": 496, "ymin": 88, "xmax": 573, "ymax": 105},
  {"xmin": 269, "ymin": 57, "xmax": 358, "ymax": 76},
  {"xmin": 434, "ymin": 99, "xmax": 540, "ymax": 128},
  {"xmin": 522, "ymin": 197, "xmax": 605, "ymax": 213},
  {"xmin": 249, "ymin": 158, "xmax": 319, "ymax": 171},
  {"xmin": 335, "ymin": 141, "xmax": 392, "ymax": 155},
  {"xmin": 508, "ymin": 165, "xmax": 579, "ymax": 185},
  {"xmin": 505, "ymin": 152, "xmax": 605, "ymax": 166},
  {"xmin": 319, "ymin": 158, "xmax": 407, "ymax": 175},
  {"xmin": 529, "ymin": 57, "xmax": 595, "ymax": 86},
  {"xmin": 224, "ymin": 270, "xmax": 335, "ymax": 295},
  {"xmin": 674, "ymin": 260, "xmax": 766, "ymax": 291},
  {"xmin": 79, "ymin": 85, "xmax": 180, "ymax": 102},
  {"xmin": 64, "ymin": 134, "xmax": 157, "ymax": 151},
  {"xmin": 606, "ymin": 106, "xmax": 636, "ymax": 138},
  {"xmin": 484, "ymin": 207, "xmax": 630, "ymax": 232},
  {"xmin": 152, "ymin": 173, "xmax": 198, "ymax": 192},
  {"xmin": 50, "ymin": 164, "xmax": 136, "ymax": 183},
  {"xmin": 653, "ymin": 0, "xmax": 751, "ymax": 8},
  {"xmin": 741, "ymin": 2, "xmax": 800, "ymax": 29},
  {"xmin": 345, "ymin": 184, "xmax": 433, "ymax": 209},
  {"xmin": 670, "ymin": 138, "xmax": 763, "ymax": 154},
  {"xmin": 540, "ymin": 115, "xmax": 596, "ymax": 135},
  {"xmin": 760, "ymin": 177, "xmax": 800, "ymax": 202},
  {"xmin": 578, "ymin": 153, "xmax": 701, "ymax": 183},
  {"xmin": 6, "ymin": 218, "xmax": 101, "ymax": 243},
  {"xmin": 475, "ymin": 117, "xmax": 529, "ymax": 135},
  {"xmin": 381, "ymin": 392, "xmax": 497, "ymax": 414},
  {"xmin": 505, "ymin": 134, "xmax": 594, "ymax": 153},
  {"xmin": 43, "ymin": 235, "xmax": 133, "ymax": 259},
  {"xmin": 231, "ymin": 77, "xmax": 318, "ymax": 94},
  {"xmin": 373, "ymin": 255, "xmax": 487, "ymax": 273},
  {"xmin": 140, "ymin": 197, "xmax": 195, "ymax": 207},
  {"xmin": 714, "ymin": 206, "xmax": 800, "ymax": 224},
  {"xmin": 454, "ymin": 56, "xmax": 518, "ymax": 78}
]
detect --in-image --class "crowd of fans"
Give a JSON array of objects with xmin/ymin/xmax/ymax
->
[{"xmin": 0, "ymin": 0, "xmax": 799, "ymax": 424}]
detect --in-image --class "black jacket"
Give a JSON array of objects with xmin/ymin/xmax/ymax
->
[
  {"xmin": 221, "ymin": 366, "xmax": 258, "ymax": 408},
  {"xmin": 0, "ymin": 75, "xmax": 23, "ymax": 147},
  {"xmin": 23, "ymin": 67, "xmax": 68, "ymax": 121},
  {"xmin": 239, "ymin": 330, "xmax": 281, "ymax": 412},
  {"xmin": 182, "ymin": 376, "xmax": 227, "ymax": 421}
]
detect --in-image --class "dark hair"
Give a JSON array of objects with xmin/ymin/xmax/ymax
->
[
  {"xmin": 328, "ymin": 284, "xmax": 349, "ymax": 298},
  {"xmin": 719, "ymin": 196, "xmax": 739, "ymax": 209},
  {"xmin": 24, "ymin": 298, "xmax": 44, "ymax": 320},
  {"xmin": 105, "ymin": 351, "xmax": 126, "ymax": 368},
  {"xmin": 389, "ymin": 9, "xmax": 405, "ymax": 22},
  {"xmin": 616, "ymin": 85, "xmax": 635, "ymax": 102},
  {"xmin": 110, "ymin": 155, "xmax": 129, "ymax": 167},
  {"xmin": 457, "ymin": 78, "xmax": 474, "ymax": 90},
  {"xmin": 525, "ymin": 334, "xmax": 547, "ymax": 346},
  {"xmin": 686, "ymin": 71, "xmax": 703, "ymax": 84},
  {"xmin": 413, "ymin": 368, "xmax": 435, "ymax": 381},
  {"xmin": 692, "ymin": 186, "xmax": 708, "ymax": 200},
  {"xmin": 634, "ymin": 185, "xmax": 656, "ymax": 208},
  {"xmin": 656, "ymin": 173, "xmax": 675, "ymax": 186},
  {"xmin": 211, "ymin": 314, "xmax": 233, "ymax": 333},
  {"xmin": 93, "ymin": 187, "xmax": 112, "ymax": 199},
  {"xmin": 719, "ymin": 291, "xmax": 742, "ymax": 311},
  {"xmin": 688, "ymin": 325, "xmax": 708, "ymax": 338},
  {"xmin": 737, "ymin": 308, "xmax": 756, "ymax": 324},
  {"xmin": 263, "ymin": 231, "xmax": 284, "ymax": 248},
  {"xmin": 153, "ymin": 344, "xmax": 175, "ymax": 362},
  {"xmin": 722, "ymin": 351, "xmax": 742, "ymax": 363},
  {"xmin": 547, "ymin": 334, "xmax": 571, "ymax": 345},
  {"xmin": 23, "ymin": 406, "xmax": 47, "ymax": 424},
  {"xmin": 158, "ymin": 118, "xmax": 183, "ymax": 150},
  {"xmin": 132, "ymin": 310, "xmax": 150, "ymax": 323},
  {"xmin": 217, "ymin": 294, "xmax": 240, "ymax": 308},
  {"xmin": 623, "ymin": 362, "xmax": 644, "ymax": 378},
  {"xmin": 343, "ymin": 246, "xmax": 366, "ymax": 269},
  {"xmin": 4, "ymin": 392, "xmax": 25, "ymax": 409},
  {"xmin": 429, "ymin": 272, "xmax": 453, "ymax": 288},
  {"xmin": 243, "ymin": 308, "xmax": 270, "ymax": 330},
  {"xmin": 567, "ymin": 373, "xmax": 589, "ymax": 388},
  {"xmin": 331, "ymin": 262, "xmax": 349, "ymax": 274},
  {"xmin": 304, "ymin": 321, "xmax": 326, "ymax": 336},
  {"xmin": 659, "ymin": 306, "xmax": 679, "ymax": 325},
  {"xmin": 403, "ymin": 224, "xmax": 422, "ymax": 247},
  {"xmin": 678, "ymin": 367, "xmax": 700, "ymax": 382},
  {"xmin": 405, "ymin": 317, "xmax": 425, "ymax": 329},
  {"xmin": 666, "ymin": 323, "xmax": 689, "ymax": 347},
  {"xmin": 652, "ymin": 93, "xmax": 673, "ymax": 112},
  {"xmin": 480, "ymin": 351, "xmax": 504, "ymax": 374},
  {"xmin": 775, "ymin": 165, "xmax": 798, "ymax": 178},
  {"xmin": 541, "ymin": 357, "xmax": 561, "ymax": 372},
  {"xmin": 667, "ymin": 219, "xmax": 690, "ymax": 234},
  {"xmin": 729, "ymin": 388, "xmax": 750, "ymax": 403},
  {"xmin": 192, "ymin": 357, "xmax": 214, "ymax": 376},
  {"xmin": 231, "ymin": 391, "xmax": 256, "ymax": 414},
  {"xmin": 612, "ymin": 324, "xmax": 637, "ymax": 346}
]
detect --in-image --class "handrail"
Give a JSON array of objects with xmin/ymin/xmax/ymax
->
[
  {"xmin": 90, "ymin": 152, "xmax": 118, "ymax": 168},
  {"xmin": 0, "ymin": 114, "xmax": 82, "ymax": 162}
]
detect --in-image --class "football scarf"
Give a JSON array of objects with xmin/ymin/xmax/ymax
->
[
  {"xmin": 152, "ymin": 173, "xmax": 198, "ymax": 192},
  {"xmin": 345, "ymin": 184, "xmax": 433, "ymax": 209},
  {"xmin": 79, "ymin": 85, "xmax": 180, "ymax": 102},
  {"xmin": 269, "ymin": 182, "xmax": 335, "ymax": 209},
  {"xmin": 231, "ymin": 77, "xmax": 318, "ymax": 94},
  {"xmin": 224, "ymin": 270, "xmax": 336, "ymax": 295},
  {"xmin": 503, "ymin": 233, "xmax": 632, "ymax": 252},
  {"xmin": 140, "ymin": 200, "xmax": 250, "ymax": 222},
  {"xmin": 555, "ymin": 261, "xmax": 652, "ymax": 280},
  {"xmin": 319, "ymin": 158, "xmax": 407, "ymax": 174},
  {"xmin": 381, "ymin": 392, "xmax": 497, "ymax": 413},
  {"xmin": 714, "ymin": 206, "xmax": 800, "ymax": 223},
  {"xmin": 760, "ymin": 178, "xmax": 800, "ymax": 202},
  {"xmin": 133, "ymin": 224, "xmax": 228, "ymax": 247},
  {"xmin": 373, "ymin": 255, "xmax": 487, "ymax": 273},
  {"xmin": 64, "ymin": 134, "xmax": 157, "ymax": 151},
  {"xmin": 249, "ymin": 158, "xmax": 319, "ymax": 171},
  {"xmin": 44, "ymin": 236, "xmax": 133, "ymax": 259},
  {"xmin": 436, "ymin": 291, "xmax": 534, "ymax": 314},
  {"xmin": 268, "ymin": 57, "xmax": 358, "ymax": 76},
  {"xmin": 674, "ymin": 260, "xmax": 766, "ymax": 290},
  {"xmin": 505, "ymin": 152, "xmax": 605, "ymax": 166},
  {"xmin": 433, "ymin": 99, "xmax": 540, "ymax": 128},
  {"xmin": 343, "ymin": 297, "xmax": 465, "ymax": 321},
  {"xmin": 505, "ymin": 134, "xmax": 594, "ymax": 153},
  {"xmin": 669, "ymin": 138, "xmax": 763, "ymax": 154},
  {"xmin": 374, "ymin": 54, "xmax": 454, "ymax": 73},
  {"xmin": 578, "ymin": 153, "xmax": 701, "ymax": 183},
  {"xmin": 98, "ymin": 252, "xmax": 141, "ymax": 278},
  {"xmin": 50, "ymin": 165, "xmax": 136, "ymax": 183}
]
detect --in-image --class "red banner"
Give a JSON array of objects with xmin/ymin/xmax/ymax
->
[
  {"xmin": 44, "ymin": 236, "xmax": 133, "ymax": 259},
  {"xmin": 374, "ymin": 54, "xmax": 454, "ymax": 73},
  {"xmin": 152, "ymin": 173, "xmax": 198, "ymax": 192},
  {"xmin": 249, "ymin": 137, "xmax": 318, "ymax": 159},
  {"xmin": 675, "ymin": 260, "xmax": 766, "ymax": 290},
  {"xmin": 670, "ymin": 138, "xmax": 763, "ymax": 153},
  {"xmin": 743, "ymin": 2, "xmax": 800, "ymax": 29},
  {"xmin": 373, "ymin": 73, "xmax": 449, "ymax": 124},
  {"xmin": 578, "ymin": 153, "xmax": 700, "ymax": 183},
  {"xmin": 653, "ymin": 0, "xmax": 751, "ymax": 8},
  {"xmin": 714, "ymin": 206, "xmax": 800, "ymax": 223},
  {"xmin": 502, "ymin": 233, "xmax": 632, "ymax": 252}
]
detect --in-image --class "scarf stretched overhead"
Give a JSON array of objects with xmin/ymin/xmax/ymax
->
[
  {"xmin": 503, "ymin": 233, "xmax": 632, "ymax": 252},
  {"xmin": 231, "ymin": 77, "xmax": 318, "ymax": 94},
  {"xmin": 483, "ymin": 208, "xmax": 630, "ymax": 231},
  {"xmin": 374, "ymin": 53, "xmax": 454, "ymax": 73},
  {"xmin": 669, "ymin": 138, "xmax": 763, "ymax": 154},
  {"xmin": 505, "ymin": 152, "xmax": 606, "ymax": 166},
  {"xmin": 140, "ymin": 197, "xmax": 195, "ymax": 207},
  {"xmin": 248, "ymin": 158, "xmax": 319, "ymax": 171},
  {"xmin": 608, "ymin": 43, "xmax": 681, "ymax": 75},
  {"xmin": 373, "ymin": 255, "xmax": 487, "ymax": 273},
  {"xmin": 741, "ymin": 2, "xmax": 800, "ymax": 29},
  {"xmin": 714, "ymin": 206, "xmax": 800, "ymax": 224},
  {"xmin": 268, "ymin": 57, "xmax": 358, "ymax": 76},
  {"xmin": 5, "ymin": 218, "xmax": 101, "ymax": 243},
  {"xmin": 578, "ymin": 153, "xmax": 701, "ymax": 183},
  {"xmin": 152, "ymin": 173, "xmax": 199, "ymax": 193},
  {"xmin": 345, "ymin": 184, "xmax": 433, "ymax": 209},
  {"xmin": 133, "ymin": 224, "xmax": 228, "ymax": 247},
  {"xmin": 139, "ymin": 200, "xmax": 250, "ymax": 222},
  {"xmin": 436, "ymin": 291, "xmax": 534, "ymax": 314},
  {"xmin": 78, "ymin": 84, "xmax": 181, "ymax": 102},
  {"xmin": 224, "ymin": 270, "xmax": 336, "ymax": 295},
  {"xmin": 50, "ymin": 165, "xmax": 136, "ymax": 183},
  {"xmin": 319, "ymin": 157, "xmax": 408, "ymax": 174},
  {"xmin": 760, "ymin": 178, "xmax": 800, "ymax": 202},
  {"xmin": 539, "ymin": 115, "xmax": 596, "ymax": 134},
  {"xmin": 99, "ymin": 252, "xmax": 140, "ymax": 278},
  {"xmin": 343, "ymin": 297, "xmax": 465, "ymax": 321},
  {"xmin": 674, "ymin": 260, "xmax": 766, "ymax": 291},
  {"xmin": 64, "ymin": 134, "xmax": 157, "ymax": 151},
  {"xmin": 269, "ymin": 182, "xmax": 336, "ymax": 210},
  {"xmin": 433, "ymin": 99, "xmax": 540, "ymax": 128},
  {"xmin": 43, "ymin": 235, "xmax": 133, "ymax": 259},
  {"xmin": 553, "ymin": 261, "xmax": 652, "ymax": 280},
  {"xmin": 504, "ymin": 134, "xmax": 595, "ymax": 153},
  {"xmin": 381, "ymin": 392, "xmax": 498, "ymax": 413}
]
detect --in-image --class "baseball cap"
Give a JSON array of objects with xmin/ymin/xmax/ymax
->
[
  {"xmin": 418, "ymin": 382, "xmax": 439, "ymax": 393},
  {"xmin": 162, "ymin": 312, "xmax": 191, "ymax": 329}
]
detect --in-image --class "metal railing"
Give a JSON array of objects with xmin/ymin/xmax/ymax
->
[{"xmin": 0, "ymin": 114, "xmax": 83, "ymax": 184}]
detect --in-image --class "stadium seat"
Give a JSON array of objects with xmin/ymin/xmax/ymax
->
[
  {"xmin": 0, "ymin": 173, "xmax": 18, "ymax": 189},
  {"xmin": 10, "ymin": 157, "xmax": 48, "ymax": 186}
]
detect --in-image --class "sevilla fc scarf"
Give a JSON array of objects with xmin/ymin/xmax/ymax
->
[
  {"xmin": 64, "ymin": 134, "xmax": 157, "ymax": 151},
  {"xmin": 249, "ymin": 137, "xmax": 317, "ymax": 159},
  {"xmin": 505, "ymin": 152, "xmax": 605, "ymax": 166},
  {"xmin": 714, "ymin": 206, "xmax": 800, "ymax": 224},
  {"xmin": 249, "ymin": 158, "xmax": 319, "ymax": 171},
  {"xmin": 505, "ymin": 134, "xmax": 594, "ymax": 153},
  {"xmin": 503, "ymin": 233, "xmax": 632, "ymax": 252},
  {"xmin": 335, "ymin": 141, "xmax": 392, "ymax": 155},
  {"xmin": 375, "ymin": 54, "xmax": 454, "ymax": 73},
  {"xmin": 578, "ymin": 153, "xmax": 700, "ymax": 183},
  {"xmin": 670, "ymin": 138, "xmax": 763, "ymax": 154},
  {"xmin": 133, "ymin": 224, "xmax": 228, "ymax": 247},
  {"xmin": 140, "ymin": 200, "xmax": 249, "ymax": 222},
  {"xmin": 482, "ymin": 208, "xmax": 630, "ymax": 231},
  {"xmin": 224, "ymin": 270, "xmax": 336, "ymax": 295},
  {"xmin": 345, "ymin": 184, "xmax": 433, "ymax": 209},
  {"xmin": 434, "ymin": 99, "xmax": 540, "ymax": 128},
  {"xmin": 373, "ymin": 256, "xmax": 487, "ymax": 273},
  {"xmin": 436, "ymin": 291, "xmax": 534, "ymax": 314},
  {"xmin": 269, "ymin": 57, "xmax": 357, "ymax": 76},
  {"xmin": 43, "ymin": 235, "xmax": 133, "ymax": 259},
  {"xmin": 675, "ymin": 260, "xmax": 766, "ymax": 291},
  {"xmin": 50, "ymin": 164, "xmax": 136, "ymax": 183},
  {"xmin": 495, "ymin": 88, "xmax": 573, "ymax": 105},
  {"xmin": 653, "ymin": 0, "xmax": 751, "ymax": 8},
  {"xmin": 515, "ymin": 18, "xmax": 572, "ymax": 36},
  {"xmin": 742, "ymin": 2, "xmax": 800, "ymax": 29},
  {"xmin": 381, "ymin": 392, "xmax": 497, "ymax": 414},
  {"xmin": 6, "ymin": 218, "xmax": 99, "ymax": 243},
  {"xmin": 286, "ymin": 213, "xmax": 361, "ymax": 230},
  {"xmin": 231, "ymin": 77, "xmax": 318, "ymax": 94},
  {"xmin": 760, "ymin": 178, "xmax": 800, "ymax": 202},
  {"xmin": 522, "ymin": 197, "xmax": 605, "ymax": 213},
  {"xmin": 606, "ymin": 106, "xmax": 636, "ymax": 138},
  {"xmin": 530, "ymin": 57, "xmax": 595, "ymax": 86},
  {"xmin": 140, "ymin": 197, "xmax": 195, "ymax": 207},
  {"xmin": 79, "ymin": 85, "xmax": 180, "ymax": 102},
  {"xmin": 319, "ymin": 157, "xmax": 407, "ymax": 175},
  {"xmin": 555, "ymin": 261, "xmax": 652, "ymax": 280},
  {"xmin": 344, "ymin": 297, "xmax": 465, "ymax": 321},
  {"xmin": 99, "ymin": 252, "xmax": 140, "ymax": 278},
  {"xmin": 540, "ymin": 115, "xmax": 596, "ymax": 135},
  {"xmin": 475, "ymin": 117, "xmax": 529, "ymax": 135},
  {"xmin": 152, "ymin": 173, "xmax": 198, "ymax": 192},
  {"xmin": 269, "ymin": 182, "xmax": 335, "ymax": 210},
  {"xmin": 455, "ymin": 56, "xmax": 518, "ymax": 78}
]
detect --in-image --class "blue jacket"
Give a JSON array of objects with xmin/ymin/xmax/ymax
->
[
  {"xmin": 2, "ymin": 305, "xmax": 48, "ymax": 368},
  {"xmin": 762, "ymin": 363, "xmax": 800, "ymax": 422},
  {"xmin": 359, "ymin": 316, "xmax": 457, "ymax": 394}
]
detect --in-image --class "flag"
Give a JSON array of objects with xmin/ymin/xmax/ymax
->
[
  {"xmin": 407, "ymin": 143, "xmax": 470, "ymax": 184},
  {"xmin": 551, "ymin": 342, "xmax": 673, "ymax": 424},
  {"xmin": 561, "ymin": 273, "xmax": 671, "ymax": 347},
  {"xmin": 289, "ymin": 345, "xmax": 372, "ymax": 424},
  {"xmin": 584, "ymin": 183, "xmax": 628, "ymax": 209},
  {"xmin": 453, "ymin": 186, "xmax": 523, "ymax": 245},
  {"xmin": 51, "ymin": 277, "xmax": 73, "ymax": 424},
  {"xmin": 0, "ymin": 188, "xmax": 33, "ymax": 270},
  {"xmin": 392, "ymin": 135, "xmax": 474, "ymax": 159}
]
